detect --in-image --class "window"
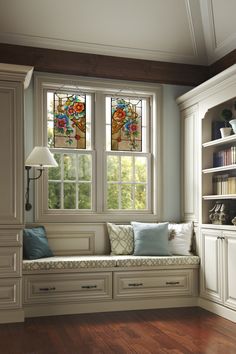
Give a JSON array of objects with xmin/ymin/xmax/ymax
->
[{"xmin": 34, "ymin": 74, "xmax": 161, "ymax": 222}]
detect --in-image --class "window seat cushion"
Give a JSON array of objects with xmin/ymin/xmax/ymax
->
[{"xmin": 22, "ymin": 255, "xmax": 200, "ymax": 272}]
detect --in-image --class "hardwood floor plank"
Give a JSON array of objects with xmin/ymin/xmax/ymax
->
[{"xmin": 0, "ymin": 307, "xmax": 236, "ymax": 354}]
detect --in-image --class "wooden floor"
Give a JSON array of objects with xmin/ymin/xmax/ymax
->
[{"xmin": 1, "ymin": 307, "xmax": 236, "ymax": 354}]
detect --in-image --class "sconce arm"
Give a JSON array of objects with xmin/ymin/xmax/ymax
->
[{"xmin": 25, "ymin": 166, "xmax": 44, "ymax": 211}]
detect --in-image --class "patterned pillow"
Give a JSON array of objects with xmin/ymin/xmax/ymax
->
[
  {"xmin": 107, "ymin": 223, "xmax": 134, "ymax": 255},
  {"xmin": 168, "ymin": 222, "xmax": 193, "ymax": 255}
]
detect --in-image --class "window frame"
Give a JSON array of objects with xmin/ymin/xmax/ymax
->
[{"xmin": 33, "ymin": 72, "xmax": 163, "ymax": 223}]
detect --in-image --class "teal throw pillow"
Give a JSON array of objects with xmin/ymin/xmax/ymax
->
[
  {"xmin": 131, "ymin": 222, "xmax": 170, "ymax": 256},
  {"xmin": 23, "ymin": 226, "xmax": 53, "ymax": 260}
]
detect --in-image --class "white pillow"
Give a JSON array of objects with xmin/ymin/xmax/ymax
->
[
  {"xmin": 107, "ymin": 223, "xmax": 134, "ymax": 255},
  {"xmin": 168, "ymin": 222, "xmax": 193, "ymax": 255}
]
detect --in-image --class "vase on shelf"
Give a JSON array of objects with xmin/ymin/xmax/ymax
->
[
  {"xmin": 220, "ymin": 127, "xmax": 232, "ymax": 138},
  {"xmin": 230, "ymin": 119, "xmax": 236, "ymax": 134}
]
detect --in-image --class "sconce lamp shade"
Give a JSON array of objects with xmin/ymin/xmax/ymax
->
[{"xmin": 25, "ymin": 147, "xmax": 58, "ymax": 167}]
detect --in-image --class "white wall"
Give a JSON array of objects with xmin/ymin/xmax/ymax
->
[{"xmin": 162, "ymin": 84, "xmax": 192, "ymax": 222}]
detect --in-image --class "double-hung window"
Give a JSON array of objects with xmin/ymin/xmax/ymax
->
[{"xmin": 34, "ymin": 74, "xmax": 161, "ymax": 222}]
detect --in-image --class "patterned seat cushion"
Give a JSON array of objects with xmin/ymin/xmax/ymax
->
[
  {"xmin": 23, "ymin": 255, "xmax": 200, "ymax": 272},
  {"xmin": 114, "ymin": 255, "xmax": 200, "ymax": 267}
]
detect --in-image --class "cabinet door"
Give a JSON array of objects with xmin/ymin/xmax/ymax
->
[
  {"xmin": 181, "ymin": 105, "xmax": 199, "ymax": 222},
  {"xmin": 200, "ymin": 229, "xmax": 223, "ymax": 303},
  {"xmin": 223, "ymin": 231, "xmax": 236, "ymax": 310},
  {"xmin": 0, "ymin": 81, "xmax": 24, "ymax": 224}
]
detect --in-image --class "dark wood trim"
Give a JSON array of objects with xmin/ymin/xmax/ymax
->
[
  {"xmin": 209, "ymin": 49, "xmax": 236, "ymax": 78},
  {"xmin": 0, "ymin": 43, "xmax": 209, "ymax": 86}
]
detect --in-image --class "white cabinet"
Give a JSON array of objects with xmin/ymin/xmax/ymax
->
[
  {"xmin": 0, "ymin": 64, "xmax": 33, "ymax": 323},
  {"xmin": 201, "ymin": 228, "xmax": 236, "ymax": 312}
]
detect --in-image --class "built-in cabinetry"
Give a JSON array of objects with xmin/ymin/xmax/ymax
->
[
  {"xmin": 0, "ymin": 64, "xmax": 33, "ymax": 323},
  {"xmin": 177, "ymin": 64, "xmax": 236, "ymax": 322}
]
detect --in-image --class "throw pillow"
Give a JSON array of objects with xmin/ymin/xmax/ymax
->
[
  {"xmin": 23, "ymin": 226, "xmax": 54, "ymax": 260},
  {"xmin": 107, "ymin": 223, "xmax": 134, "ymax": 255},
  {"xmin": 131, "ymin": 222, "xmax": 170, "ymax": 256},
  {"xmin": 168, "ymin": 222, "xmax": 193, "ymax": 255}
]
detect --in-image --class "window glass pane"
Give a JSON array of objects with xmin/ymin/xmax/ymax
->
[
  {"xmin": 121, "ymin": 156, "xmax": 132, "ymax": 182},
  {"xmin": 64, "ymin": 183, "xmax": 76, "ymax": 209},
  {"xmin": 107, "ymin": 184, "xmax": 119, "ymax": 209},
  {"xmin": 135, "ymin": 157, "xmax": 147, "ymax": 182},
  {"xmin": 48, "ymin": 182, "xmax": 61, "ymax": 209},
  {"xmin": 64, "ymin": 154, "xmax": 76, "ymax": 180},
  {"xmin": 78, "ymin": 183, "xmax": 91, "ymax": 209},
  {"xmin": 48, "ymin": 154, "xmax": 61, "ymax": 180},
  {"xmin": 135, "ymin": 185, "xmax": 146, "ymax": 209},
  {"xmin": 111, "ymin": 97, "xmax": 142, "ymax": 151},
  {"xmin": 121, "ymin": 184, "xmax": 133, "ymax": 209},
  {"xmin": 78, "ymin": 155, "xmax": 91, "ymax": 181},
  {"xmin": 107, "ymin": 155, "xmax": 119, "ymax": 181}
]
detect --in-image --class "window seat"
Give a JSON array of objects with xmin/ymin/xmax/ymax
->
[{"xmin": 22, "ymin": 255, "xmax": 200, "ymax": 273}]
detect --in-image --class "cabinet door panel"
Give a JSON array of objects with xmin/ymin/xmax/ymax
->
[
  {"xmin": 0, "ymin": 82, "xmax": 23, "ymax": 224},
  {"xmin": 201, "ymin": 230, "xmax": 222, "ymax": 303},
  {"xmin": 224, "ymin": 233, "xmax": 236, "ymax": 310}
]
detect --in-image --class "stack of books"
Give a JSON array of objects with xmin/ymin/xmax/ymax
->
[
  {"xmin": 213, "ymin": 146, "xmax": 236, "ymax": 167},
  {"xmin": 213, "ymin": 175, "xmax": 236, "ymax": 195}
]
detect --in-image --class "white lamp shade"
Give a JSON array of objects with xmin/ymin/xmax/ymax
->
[{"xmin": 25, "ymin": 147, "xmax": 58, "ymax": 167}]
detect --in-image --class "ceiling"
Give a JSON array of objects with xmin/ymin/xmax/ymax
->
[{"xmin": 0, "ymin": 0, "xmax": 235, "ymax": 66}]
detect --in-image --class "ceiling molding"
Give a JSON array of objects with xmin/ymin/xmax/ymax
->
[
  {"xmin": 200, "ymin": 0, "xmax": 236, "ymax": 64},
  {"xmin": 0, "ymin": 31, "xmax": 205, "ymax": 65}
]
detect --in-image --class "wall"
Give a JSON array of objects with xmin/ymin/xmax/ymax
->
[
  {"xmin": 24, "ymin": 74, "xmax": 192, "ymax": 224},
  {"xmin": 162, "ymin": 84, "xmax": 192, "ymax": 222}
]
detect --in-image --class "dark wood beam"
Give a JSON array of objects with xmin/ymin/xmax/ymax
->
[
  {"xmin": 0, "ymin": 43, "xmax": 209, "ymax": 86},
  {"xmin": 209, "ymin": 49, "xmax": 236, "ymax": 78}
]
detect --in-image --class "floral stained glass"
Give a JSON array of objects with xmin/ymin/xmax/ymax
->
[
  {"xmin": 53, "ymin": 93, "xmax": 86, "ymax": 149},
  {"xmin": 111, "ymin": 98, "xmax": 142, "ymax": 151}
]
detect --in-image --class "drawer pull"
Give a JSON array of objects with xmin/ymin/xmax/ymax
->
[
  {"xmin": 166, "ymin": 281, "xmax": 180, "ymax": 285},
  {"xmin": 128, "ymin": 283, "xmax": 143, "ymax": 287},
  {"xmin": 39, "ymin": 287, "xmax": 56, "ymax": 291},
  {"xmin": 81, "ymin": 285, "xmax": 97, "ymax": 289}
]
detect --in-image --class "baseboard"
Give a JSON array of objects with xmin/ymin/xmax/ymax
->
[
  {"xmin": 198, "ymin": 297, "xmax": 236, "ymax": 323},
  {"xmin": 24, "ymin": 297, "xmax": 198, "ymax": 318},
  {"xmin": 0, "ymin": 309, "xmax": 24, "ymax": 323}
]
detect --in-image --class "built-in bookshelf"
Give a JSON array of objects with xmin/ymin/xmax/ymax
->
[{"xmin": 201, "ymin": 99, "xmax": 236, "ymax": 225}]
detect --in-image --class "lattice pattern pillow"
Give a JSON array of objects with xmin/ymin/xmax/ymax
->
[{"xmin": 107, "ymin": 223, "xmax": 134, "ymax": 255}]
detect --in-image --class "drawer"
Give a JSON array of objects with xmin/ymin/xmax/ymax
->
[
  {"xmin": 23, "ymin": 272, "xmax": 112, "ymax": 304},
  {"xmin": 114, "ymin": 270, "xmax": 193, "ymax": 299},
  {"xmin": 0, "ymin": 247, "xmax": 21, "ymax": 277},
  {"xmin": 0, "ymin": 229, "xmax": 22, "ymax": 246},
  {"xmin": 0, "ymin": 278, "xmax": 21, "ymax": 309}
]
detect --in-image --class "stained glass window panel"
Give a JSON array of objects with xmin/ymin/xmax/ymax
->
[
  {"xmin": 111, "ymin": 98, "xmax": 142, "ymax": 151},
  {"xmin": 48, "ymin": 92, "xmax": 87, "ymax": 149}
]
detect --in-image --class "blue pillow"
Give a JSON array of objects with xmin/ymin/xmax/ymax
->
[
  {"xmin": 23, "ymin": 226, "xmax": 53, "ymax": 260},
  {"xmin": 131, "ymin": 222, "xmax": 171, "ymax": 256}
]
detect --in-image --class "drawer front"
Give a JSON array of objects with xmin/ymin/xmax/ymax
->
[
  {"xmin": 0, "ymin": 278, "xmax": 21, "ymax": 309},
  {"xmin": 0, "ymin": 247, "xmax": 21, "ymax": 277},
  {"xmin": 24, "ymin": 272, "xmax": 112, "ymax": 304},
  {"xmin": 0, "ymin": 229, "xmax": 22, "ymax": 246},
  {"xmin": 114, "ymin": 270, "xmax": 193, "ymax": 299}
]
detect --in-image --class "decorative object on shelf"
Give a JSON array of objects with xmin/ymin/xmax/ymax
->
[
  {"xmin": 25, "ymin": 146, "xmax": 58, "ymax": 211},
  {"xmin": 220, "ymin": 127, "xmax": 232, "ymax": 138},
  {"xmin": 209, "ymin": 201, "xmax": 229, "ymax": 225},
  {"xmin": 231, "ymin": 216, "xmax": 236, "ymax": 225}
]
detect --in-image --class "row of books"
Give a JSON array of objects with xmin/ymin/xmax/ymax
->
[
  {"xmin": 213, "ymin": 146, "xmax": 236, "ymax": 167},
  {"xmin": 213, "ymin": 175, "xmax": 236, "ymax": 195}
]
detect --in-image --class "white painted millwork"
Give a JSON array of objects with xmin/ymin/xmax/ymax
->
[
  {"xmin": 0, "ymin": 63, "xmax": 33, "ymax": 323},
  {"xmin": 178, "ymin": 64, "xmax": 236, "ymax": 322}
]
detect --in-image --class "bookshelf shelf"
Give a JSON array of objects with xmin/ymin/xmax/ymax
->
[
  {"xmin": 203, "ymin": 194, "xmax": 236, "ymax": 200},
  {"xmin": 203, "ymin": 134, "xmax": 236, "ymax": 148},
  {"xmin": 202, "ymin": 165, "xmax": 236, "ymax": 174}
]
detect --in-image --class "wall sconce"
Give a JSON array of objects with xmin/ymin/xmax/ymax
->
[{"xmin": 25, "ymin": 146, "xmax": 58, "ymax": 211}]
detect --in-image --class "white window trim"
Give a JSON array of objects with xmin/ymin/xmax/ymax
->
[{"xmin": 33, "ymin": 72, "xmax": 163, "ymax": 223}]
